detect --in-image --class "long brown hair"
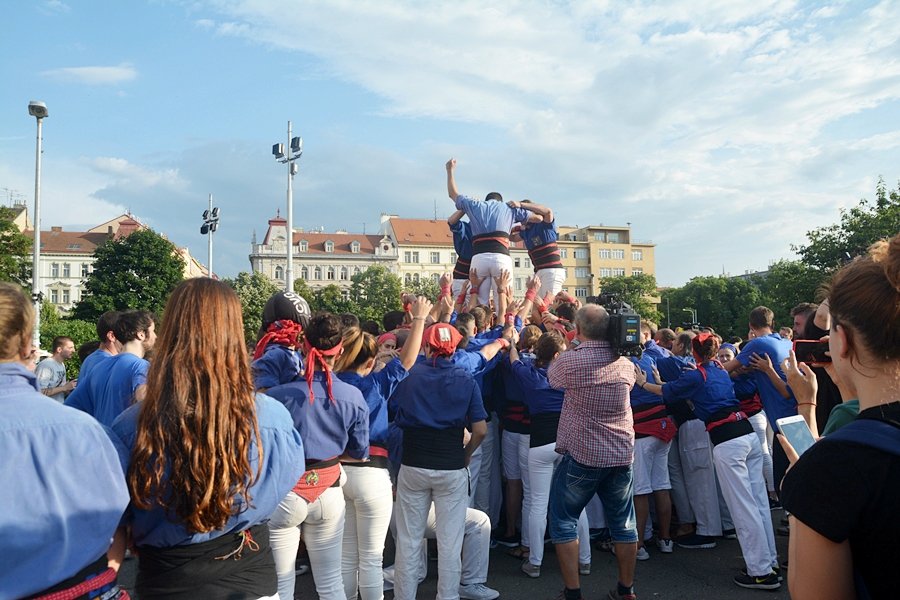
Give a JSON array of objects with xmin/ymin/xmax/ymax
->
[{"xmin": 128, "ymin": 278, "xmax": 262, "ymax": 533}]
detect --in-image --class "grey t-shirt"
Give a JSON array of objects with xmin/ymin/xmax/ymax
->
[{"xmin": 35, "ymin": 358, "xmax": 67, "ymax": 402}]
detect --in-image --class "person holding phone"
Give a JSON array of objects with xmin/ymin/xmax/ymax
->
[{"xmin": 779, "ymin": 234, "xmax": 900, "ymax": 600}]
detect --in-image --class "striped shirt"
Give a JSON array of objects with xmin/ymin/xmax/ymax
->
[{"xmin": 548, "ymin": 340, "xmax": 636, "ymax": 467}]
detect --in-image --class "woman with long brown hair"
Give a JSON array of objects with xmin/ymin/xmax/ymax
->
[{"xmin": 110, "ymin": 278, "xmax": 305, "ymax": 599}]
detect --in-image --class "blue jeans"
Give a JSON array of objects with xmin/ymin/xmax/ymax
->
[{"xmin": 548, "ymin": 453, "xmax": 638, "ymax": 544}]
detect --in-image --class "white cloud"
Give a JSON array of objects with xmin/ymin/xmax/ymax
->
[
  {"xmin": 86, "ymin": 157, "xmax": 187, "ymax": 189},
  {"xmin": 38, "ymin": 0, "xmax": 70, "ymax": 15},
  {"xmin": 40, "ymin": 63, "xmax": 137, "ymax": 85}
]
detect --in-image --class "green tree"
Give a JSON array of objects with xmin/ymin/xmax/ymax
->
[
  {"xmin": 40, "ymin": 317, "xmax": 97, "ymax": 379},
  {"xmin": 796, "ymin": 177, "xmax": 900, "ymax": 271},
  {"xmin": 405, "ymin": 277, "xmax": 440, "ymax": 300},
  {"xmin": 224, "ymin": 271, "xmax": 282, "ymax": 345},
  {"xmin": 312, "ymin": 284, "xmax": 352, "ymax": 314},
  {"xmin": 73, "ymin": 229, "xmax": 184, "ymax": 321},
  {"xmin": 751, "ymin": 260, "xmax": 827, "ymax": 329},
  {"xmin": 661, "ymin": 276, "xmax": 762, "ymax": 338},
  {"xmin": 598, "ymin": 273, "xmax": 663, "ymax": 325},
  {"xmin": 349, "ymin": 266, "xmax": 403, "ymax": 322},
  {"xmin": 0, "ymin": 206, "xmax": 31, "ymax": 286}
]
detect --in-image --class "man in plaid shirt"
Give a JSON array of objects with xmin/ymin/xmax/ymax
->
[{"xmin": 547, "ymin": 304, "xmax": 639, "ymax": 600}]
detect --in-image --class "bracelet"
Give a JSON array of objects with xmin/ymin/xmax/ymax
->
[
  {"xmin": 524, "ymin": 289, "xmax": 537, "ymax": 302},
  {"xmin": 797, "ymin": 402, "xmax": 817, "ymax": 407}
]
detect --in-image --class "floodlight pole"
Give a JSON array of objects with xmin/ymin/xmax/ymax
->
[
  {"xmin": 200, "ymin": 193, "xmax": 219, "ymax": 278},
  {"xmin": 207, "ymin": 194, "xmax": 214, "ymax": 278},
  {"xmin": 286, "ymin": 121, "xmax": 294, "ymax": 292},
  {"xmin": 29, "ymin": 101, "xmax": 47, "ymax": 351}
]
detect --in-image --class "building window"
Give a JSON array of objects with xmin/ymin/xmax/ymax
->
[
  {"xmin": 612, "ymin": 268, "xmax": 626, "ymax": 276},
  {"xmin": 299, "ymin": 240, "xmax": 308, "ymax": 252},
  {"xmin": 612, "ymin": 249, "xmax": 625, "ymax": 259},
  {"xmin": 594, "ymin": 233, "xmax": 604, "ymax": 241},
  {"xmin": 340, "ymin": 266, "xmax": 348, "ymax": 280},
  {"xmin": 575, "ymin": 267, "xmax": 590, "ymax": 278},
  {"xmin": 327, "ymin": 267, "xmax": 335, "ymax": 280},
  {"xmin": 560, "ymin": 248, "xmax": 568, "ymax": 259},
  {"xmin": 432, "ymin": 273, "xmax": 441, "ymax": 283},
  {"xmin": 450, "ymin": 252, "xmax": 457, "ymax": 264},
  {"xmin": 404, "ymin": 273, "xmax": 412, "ymax": 284},
  {"xmin": 354, "ymin": 266, "xmax": 362, "ymax": 275},
  {"xmin": 62, "ymin": 289, "xmax": 70, "ymax": 304},
  {"xmin": 515, "ymin": 278, "xmax": 523, "ymax": 291},
  {"xmin": 341, "ymin": 289, "xmax": 350, "ymax": 301},
  {"xmin": 430, "ymin": 251, "xmax": 440, "ymax": 264},
  {"xmin": 632, "ymin": 249, "xmax": 643, "ymax": 261},
  {"xmin": 632, "ymin": 268, "xmax": 643, "ymax": 276},
  {"xmin": 412, "ymin": 251, "xmax": 420, "ymax": 263},
  {"xmin": 314, "ymin": 266, "xmax": 322, "ymax": 280},
  {"xmin": 600, "ymin": 268, "xmax": 611, "ymax": 277},
  {"xmin": 351, "ymin": 241, "xmax": 360, "ymax": 253},
  {"xmin": 574, "ymin": 249, "xmax": 588, "ymax": 259},
  {"xmin": 575, "ymin": 288, "xmax": 588, "ymax": 298},
  {"xmin": 524, "ymin": 258, "xmax": 531, "ymax": 268},
  {"xmin": 608, "ymin": 232, "xmax": 620, "ymax": 243},
  {"xmin": 274, "ymin": 266, "xmax": 284, "ymax": 280},
  {"xmin": 62, "ymin": 263, "xmax": 71, "ymax": 278},
  {"xmin": 514, "ymin": 258, "xmax": 521, "ymax": 268},
  {"xmin": 325, "ymin": 241, "xmax": 334, "ymax": 253},
  {"xmin": 50, "ymin": 289, "xmax": 58, "ymax": 304},
  {"xmin": 301, "ymin": 266, "xmax": 309, "ymax": 280},
  {"xmin": 51, "ymin": 263, "xmax": 59, "ymax": 277},
  {"xmin": 599, "ymin": 249, "xmax": 610, "ymax": 259},
  {"xmin": 413, "ymin": 273, "xmax": 420, "ymax": 283},
  {"xmin": 81, "ymin": 263, "xmax": 89, "ymax": 277},
  {"xmin": 404, "ymin": 251, "xmax": 421, "ymax": 263}
]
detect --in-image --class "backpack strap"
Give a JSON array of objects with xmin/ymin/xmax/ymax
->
[{"xmin": 824, "ymin": 418, "xmax": 900, "ymax": 457}]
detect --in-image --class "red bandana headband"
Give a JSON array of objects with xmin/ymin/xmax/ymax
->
[
  {"xmin": 303, "ymin": 340, "xmax": 343, "ymax": 403},
  {"xmin": 253, "ymin": 320, "xmax": 304, "ymax": 360}
]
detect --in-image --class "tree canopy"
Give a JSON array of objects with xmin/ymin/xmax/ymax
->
[
  {"xmin": 0, "ymin": 206, "xmax": 31, "ymax": 286},
  {"xmin": 348, "ymin": 265, "xmax": 403, "ymax": 323},
  {"xmin": 598, "ymin": 273, "xmax": 663, "ymax": 326},
  {"xmin": 72, "ymin": 228, "xmax": 184, "ymax": 321},
  {"xmin": 224, "ymin": 270, "xmax": 283, "ymax": 345}
]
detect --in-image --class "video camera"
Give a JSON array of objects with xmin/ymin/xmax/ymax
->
[{"xmin": 585, "ymin": 293, "xmax": 643, "ymax": 357}]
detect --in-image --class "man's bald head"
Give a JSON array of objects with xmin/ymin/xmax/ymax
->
[{"xmin": 575, "ymin": 304, "xmax": 610, "ymax": 341}]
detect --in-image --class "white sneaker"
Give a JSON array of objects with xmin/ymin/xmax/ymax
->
[
  {"xmin": 459, "ymin": 582, "xmax": 501, "ymax": 599},
  {"xmin": 657, "ymin": 539, "xmax": 674, "ymax": 554},
  {"xmin": 636, "ymin": 546, "xmax": 650, "ymax": 561}
]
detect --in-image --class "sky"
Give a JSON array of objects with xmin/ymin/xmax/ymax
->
[{"xmin": 1, "ymin": 0, "xmax": 899, "ymax": 287}]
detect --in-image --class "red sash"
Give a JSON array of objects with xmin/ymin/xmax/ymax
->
[
  {"xmin": 293, "ymin": 459, "xmax": 342, "ymax": 503},
  {"xmin": 33, "ymin": 567, "xmax": 127, "ymax": 600},
  {"xmin": 706, "ymin": 410, "xmax": 748, "ymax": 432},
  {"xmin": 633, "ymin": 404, "xmax": 678, "ymax": 443}
]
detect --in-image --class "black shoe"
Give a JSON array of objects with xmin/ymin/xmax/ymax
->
[
  {"xmin": 733, "ymin": 571, "xmax": 781, "ymax": 590},
  {"xmin": 769, "ymin": 497, "xmax": 782, "ymax": 510},
  {"xmin": 721, "ymin": 528, "xmax": 737, "ymax": 540},
  {"xmin": 676, "ymin": 534, "xmax": 717, "ymax": 549},
  {"xmin": 742, "ymin": 566, "xmax": 783, "ymax": 583},
  {"xmin": 493, "ymin": 532, "xmax": 520, "ymax": 548}
]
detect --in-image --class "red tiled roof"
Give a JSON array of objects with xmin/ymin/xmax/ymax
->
[
  {"xmin": 23, "ymin": 229, "xmax": 110, "ymax": 254},
  {"xmin": 291, "ymin": 232, "xmax": 384, "ymax": 255}
]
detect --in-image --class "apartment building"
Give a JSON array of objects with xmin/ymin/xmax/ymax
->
[{"xmin": 557, "ymin": 225, "xmax": 656, "ymax": 298}]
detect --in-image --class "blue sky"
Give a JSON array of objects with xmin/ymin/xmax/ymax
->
[{"xmin": 2, "ymin": 0, "xmax": 899, "ymax": 287}]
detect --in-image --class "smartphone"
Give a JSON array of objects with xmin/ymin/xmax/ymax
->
[
  {"xmin": 793, "ymin": 339, "xmax": 831, "ymax": 365},
  {"xmin": 776, "ymin": 415, "xmax": 817, "ymax": 457}
]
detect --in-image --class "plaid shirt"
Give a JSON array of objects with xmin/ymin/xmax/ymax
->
[{"xmin": 548, "ymin": 339, "xmax": 636, "ymax": 468}]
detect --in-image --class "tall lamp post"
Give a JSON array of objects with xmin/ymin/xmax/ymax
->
[
  {"xmin": 272, "ymin": 122, "xmax": 303, "ymax": 292},
  {"xmin": 28, "ymin": 100, "xmax": 48, "ymax": 350},
  {"xmin": 200, "ymin": 193, "xmax": 219, "ymax": 278},
  {"xmin": 684, "ymin": 307, "xmax": 697, "ymax": 327}
]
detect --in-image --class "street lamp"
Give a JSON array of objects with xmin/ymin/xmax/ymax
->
[
  {"xmin": 683, "ymin": 307, "xmax": 697, "ymax": 326},
  {"xmin": 28, "ymin": 100, "xmax": 48, "ymax": 351},
  {"xmin": 272, "ymin": 122, "xmax": 303, "ymax": 292},
  {"xmin": 200, "ymin": 193, "xmax": 219, "ymax": 278}
]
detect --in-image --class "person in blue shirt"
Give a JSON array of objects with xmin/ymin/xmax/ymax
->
[
  {"xmin": 636, "ymin": 333, "xmax": 780, "ymax": 591},
  {"xmin": 448, "ymin": 209, "xmax": 474, "ymax": 299},
  {"xmin": 0, "ymin": 282, "xmax": 130, "ymax": 600},
  {"xmin": 446, "ymin": 158, "xmax": 529, "ymax": 311},
  {"xmin": 110, "ymin": 278, "xmax": 305, "ymax": 600},
  {"xmin": 334, "ymin": 297, "xmax": 431, "ymax": 600},
  {"xmin": 509, "ymin": 199, "xmax": 566, "ymax": 297},
  {"xmin": 66, "ymin": 309, "xmax": 156, "ymax": 427},
  {"xmin": 266, "ymin": 312, "xmax": 370, "ymax": 600},
  {"xmin": 76, "ymin": 310, "xmax": 122, "ymax": 381},
  {"xmin": 252, "ymin": 290, "xmax": 312, "ymax": 391},
  {"xmin": 391, "ymin": 322, "xmax": 488, "ymax": 600}
]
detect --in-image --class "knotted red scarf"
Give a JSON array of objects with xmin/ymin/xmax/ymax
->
[
  {"xmin": 303, "ymin": 340, "xmax": 343, "ymax": 403},
  {"xmin": 252, "ymin": 319, "xmax": 304, "ymax": 360}
]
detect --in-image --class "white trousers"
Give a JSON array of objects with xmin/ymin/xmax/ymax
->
[
  {"xmin": 713, "ymin": 433, "xmax": 778, "ymax": 577},
  {"xmin": 527, "ymin": 442, "xmax": 591, "ymax": 566},
  {"xmin": 470, "ymin": 415, "xmax": 501, "ymax": 526},
  {"xmin": 501, "ymin": 431, "xmax": 532, "ymax": 547},
  {"xmin": 675, "ymin": 419, "xmax": 723, "ymax": 537},
  {"xmin": 748, "ymin": 410, "xmax": 775, "ymax": 492},
  {"xmin": 394, "ymin": 466, "xmax": 468, "ymax": 600},
  {"xmin": 470, "ymin": 253, "xmax": 513, "ymax": 310},
  {"xmin": 268, "ymin": 486, "xmax": 347, "ymax": 600},
  {"xmin": 342, "ymin": 466, "xmax": 393, "ymax": 600},
  {"xmin": 536, "ymin": 268, "xmax": 566, "ymax": 298}
]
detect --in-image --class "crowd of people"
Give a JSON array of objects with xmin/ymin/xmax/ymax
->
[{"xmin": 1, "ymin": 160, "xmax": 898, "ymax": 600}]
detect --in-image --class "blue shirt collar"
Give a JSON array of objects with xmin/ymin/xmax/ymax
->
[{"xmin": 0, "ymin": 361, "xmax": 40, "ymax": 392}]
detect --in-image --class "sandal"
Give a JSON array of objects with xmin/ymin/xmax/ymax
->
[{"xmin": 507, "ymin": 545, "xmax": 530, "ymax": 559}]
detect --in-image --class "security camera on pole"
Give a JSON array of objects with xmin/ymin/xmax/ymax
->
[
  {"xmin": 28, "ymin": 100, "xmax": 48, "ymax": 351},
  {"xmin": 200, "ymin": 193, "xmax": 219, "ymax": 278},
  {"xmin": 272, "ymin": 122, "xmax": 302, "ymax": 293}
]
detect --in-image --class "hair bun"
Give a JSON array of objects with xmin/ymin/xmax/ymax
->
[{"xmin": 872, "ymin": 234, "xmax": 900, "ymax": 293}]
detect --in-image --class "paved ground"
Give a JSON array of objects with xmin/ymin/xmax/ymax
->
[{"xmin": 119, "ymin": 512, "xmax": 790, "ymax": 599}]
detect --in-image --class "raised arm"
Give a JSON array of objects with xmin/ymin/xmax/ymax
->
[
  {"xmin": 447, "ymin": 209, "xmax": 465, "ymax": 227},
  {"xmin": 399, "ymin": 296, "xmax": 432, "ymax": 371},
  {"xmin": 446, "ymin": 158, "xmax": 459, "ymax": 200},
  {"xmin": 509, "ymin": 199, "xmax": 554, "ymax": 223}
]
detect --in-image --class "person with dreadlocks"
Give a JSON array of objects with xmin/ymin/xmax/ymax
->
[
  {"xmin": 266, "ymin": 312, "xmax": 370, "ymax": 600},
  {"xmin": 252, "ymin": 291, "xmax": 312, "ymax": 392},
  {"xmin": 390, "ymin": 322, "xmax": 488, "ymax": 600},
  {"xmin": 635, "ymin": 333, "xmax": 780, "ymax": 591}
]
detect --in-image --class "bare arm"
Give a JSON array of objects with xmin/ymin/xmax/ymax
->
[
  {"xmin": 782, "ymin": 350, "xmax": 820, "ymax": 436},
  {"xmin": 509, "ymin": 199, "xmax": 554, "ymax": 223},
  {"xmin": 447, "ymin": 209, "xmax": 465, "ymax": 226},
  {"xmin": 478, "ymin": 338, "xmax": 509, "ymax": 362},
  {"xmin": 446, "ymin": 158, "xmax": 459, "ymax": 200},
  {"xmin": 749, "ymin": 353, "xmax": 791, "ymax": 399},
  {"xmin": 787, "ymin": 518, "xmax": 855, "ymax": 600},
  {"xmin": 465, "ymin": 420, "xmax": 487, "ymax": 465},
  {"xmin": 400, "ymin": 297, "xmax": 432, "ymax": 371}
]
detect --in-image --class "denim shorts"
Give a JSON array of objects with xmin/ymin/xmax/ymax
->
[{"xmin": 548, "ymin": 453, "xmax": 638, "ymax": 544}]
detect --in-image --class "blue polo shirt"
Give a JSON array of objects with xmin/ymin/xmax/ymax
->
[
  {"xmin": 267, "ymin": 372, "xmax": 369, "ymax": 462},
  {"xmin": 1, "ymin": 363, "xmax": 129, "ymax": 599},
  {"xmin": 252, "ymin": 344, "xmax": 303, "ymax": 390},
  {"xmin": 65, "ymin": 352, "xmax": 149, "ymax": 427},
  {"xmin": 662, "ymin": 362, "xmax": 739, "ymax": 422},
  {"xmin": 630, "ymin": 354, "xmax": 663, "ymax": 409},
  {"xmin": 337, "ymin": 357, "xmax": 408, "ymax": 449},
  {"xmin": 656, "ymin": 354, "xmax": 695, "ymax": 383},
  {"xmin": 520, "ymin": 220, "xmax": 558, "ymax": 250},
  {"xmin": 111, "ymin": 394, "xmax": 305, "ymax": 548},
  {"xmin": 736, "ymin": 333, "xmax": 796, "ymax": 430},
  {"xmin": 643, "ymin": 339, "xmax": 671, "ymax": 361},
  {"xmin": 509, "ymin": 360, "xmax": 563, "ymax": 415},
  {"xmin": 449, "ymin": 220, "xmax": 473, "ymax": 260},
  {"xmin": 393, "ymin": 357, "xmax": 487, "ymax": 430},
  {"xmin": 454, "ymin": 194, "xmax": 529, "ymax": 237},
  {"xmin": 77, "ymin": 348, "xmax": 113, "ymax": 380}
]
